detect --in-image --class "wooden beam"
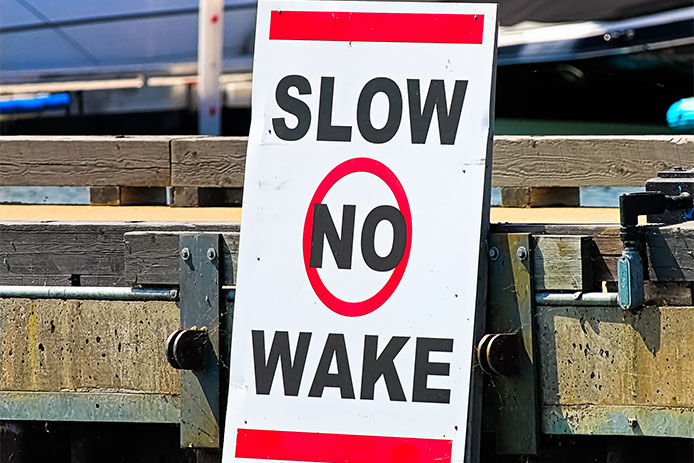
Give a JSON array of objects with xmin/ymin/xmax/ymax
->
[
  {"xmin": 533, "ymin": 235, "xmax": 593, "ymax": 291},
  {"xmin": 500, "ymin": 186, "xmax": 580, "ymax": 207},
  {"xmin": 493, "ymin": 136, "xmax": 694, "ymax": 187},
  {"xmin": 124, "ymin": 231, "xmax": 239, "ymax": 286},
  {"xmin": 0, "ymin": 136, "xmax": 174, "ymax": 187},
  {"xmin": 171, "ymin": 137, "xmax": 246, "ymax": 187},
  {"xmin": 2, "ymin": 136, "xmax": 691, "ymax": 189},
  {"xmin": 0, "ymin": 222, "xmax": 238, "ymax": 286},
  {"xmin": 169, "ymin": 135, "xmax": 693, "ymax": 188}
]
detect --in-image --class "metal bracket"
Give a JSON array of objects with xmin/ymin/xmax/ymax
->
[
  {"xmin": 177, "ymin": 234, "xmax": 221, "ymax": 448},
  {"xmin": 483, "ymin": 233, "xmax": 539, "ymax": 455}
]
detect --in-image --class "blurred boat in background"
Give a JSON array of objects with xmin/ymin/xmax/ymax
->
[{"xmin": 1, "ymin": 0, "xmax": 692, "ymax": 134}]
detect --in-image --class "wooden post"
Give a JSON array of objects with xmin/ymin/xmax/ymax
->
[
  {"xmin": 197, "ymin": 0, "xmax": 224, "ymax": 135},
  {"xmin": 90, "ymin": 187, "xmax": 167, "ymax": 206},
  {"xmin": 500, "ymin": 186, "xmax": 580, "ymax": 207}
]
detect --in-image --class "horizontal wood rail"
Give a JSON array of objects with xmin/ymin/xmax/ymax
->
[{"xmin": 1, "ymin": 136, "xmax": 691, "ymax": 201}]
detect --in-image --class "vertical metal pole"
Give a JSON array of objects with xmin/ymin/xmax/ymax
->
[{"xmin": 197, "ymin": 0, "xmax": 224, "ymax": 135}]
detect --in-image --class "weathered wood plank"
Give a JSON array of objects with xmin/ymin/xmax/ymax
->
[
  {"xmin": 171, "ymin": 187, "xmax": 243, "ymax": 207},
  {"xmin": 493, "ymin": 136, "xmax": 694, "ymax": 187},
  {"xmin": 0, "ymin": 222, "xmax": 239, "ymax": 286},
  {"xmin": 533, "ymin": 235, "xmax": 593, "ymax": 291},
  {"xmin": 171, "ymin": 137, "xmax": 247, "ymax": 187},
  {"xmin": 501, "ymin": 187, "xmax": 580, "ymax": 207},
  {"xmin": 0, "ymin": 136, "xmax": 176, "ymax": 187},
  {"xmin": 3, "ymin": 136, "xmax": 691, "ymax": 189},
  {"xmin": 124, "ymin": 231, "xmax": 239, "ymax": 285},
  {"xmin": 168, "ymin": 136, "xmax": 693, "ymax": 188}
]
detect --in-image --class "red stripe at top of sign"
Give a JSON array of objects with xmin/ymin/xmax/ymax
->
[
  {"xmin": 269, "ymin": 11, "xmax": 484, "ymax": 44},
  {"xmin": 235, "ymin": 428, "xmax": 453, "ymax": 463}
]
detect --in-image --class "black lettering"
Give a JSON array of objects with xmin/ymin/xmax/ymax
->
[
  {"xmin": 407, "ymin": 79, "xmax": 467, "ymax": 145},
  {"xmin": 360, "ymin": 205, "xmax": 407, "ymax": 272},
  {"xmin": 310, "ymin": 204, "xmax": 356, "ymax": 269},
  {"xmin": 357, "ymin": 77, "xmax": 402, "ymax": 144},
  {"xmin": 412, "ymin": 337, "xmax": 453, "ymax": 403},
  {"xmin": 360, "ymin": 335, "xmax": 409, "ymax": 401},
  {"xmin": 317, "ymin": 77, "xmax": 352, "ymax": 142},
  {"xmin": 272, "ymin": 75, "xmax": 312, "ymax": 141},
  {"xmin": 309, "ymin": 333, "xmax": 355, "ymax": 399},
  {"xmin": 252, "ymin": 330, "xmax": 312, "ymax": 396}
]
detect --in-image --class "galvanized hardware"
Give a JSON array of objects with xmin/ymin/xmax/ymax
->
[
  {"xmin": 484, "ymin": 233, "xmax": 538, "ymax": 455},
  {"xmin": 166, "ymin": 328, "xmax": 211, "ymax": 371},
  {"xmin": 477, "ymin": 332, "xmax": 520, "ymax": 377},
  {"xmin": 628, "ymin": 417, "xmax": 638, "ymax": 428},
  {"xmin": 516, "ymin": 245, "xmax": 528, "ymax": 261},
  {"xmin": 177, "ymin": 234, "xmax": 222, "ymax": 448},
  {"xmin": 0, "ymin": 285, "xmax": 178, "ymax": 301},
  {"xmin": 535, "ymin": 291, "xmax": 619, "ymax": 307},
  {"xmin": 488, "ymin": 246, "xmax": 500, "ymax": 261},
  {"xmin": 617, "ymin": 246, "xmax": 644, "ymax": 311},
  {"xmin": 180, "ymin": 247, "xmax": 191, "ymax": 261}
]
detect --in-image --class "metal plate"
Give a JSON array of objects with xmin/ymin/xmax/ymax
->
[{"xmin": 179, "ymin": 234, "xmax": 221, "ymax": 448}]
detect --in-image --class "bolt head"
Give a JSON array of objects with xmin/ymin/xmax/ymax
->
[
  {"xmin": 207, "ymin": 248, "xmax": 217, "ymax": 261},
  {"xmin": 180, "ymin": 247, "xmax": 191, "ymax": 261},
  {"xmin": 516, "ymin": 246, "xmax": 528, "ymax": 261},
  {"xmin": 488, "ymin": 246, "xmax": 500, "ymax": 261},
  {"xmin": 628, "ymin": 417, "xmax": 638, "ymax": 427}
]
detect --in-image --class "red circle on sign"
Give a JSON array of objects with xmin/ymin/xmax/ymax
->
[{"xmin": 302, "ymin": 158, "xmax": 412, "ymax": 317}]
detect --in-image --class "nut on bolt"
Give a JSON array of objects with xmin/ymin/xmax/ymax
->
[
  {"xmin": 207, "ymin": 248, "xmax": 217, "ymax": 261},
  {"xmin": 488, "ymin": 246, "xmax": 500, "ymax": 261},
  {"xmin": 180, "ymin": 247, "xmax": 191, "ymax": 261},
  {"xmin": 516, "ymin": 246, "xmax": 528, "ymax": 261}
]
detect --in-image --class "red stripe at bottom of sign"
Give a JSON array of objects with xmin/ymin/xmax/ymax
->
[{"xmin": 235, "ymin": 428, "xmax": 453, "ymax": 463}]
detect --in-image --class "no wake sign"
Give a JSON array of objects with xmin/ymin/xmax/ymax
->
[{"xmin": 225, "ymin": 1, "xmax": 498, "ymax": 462}]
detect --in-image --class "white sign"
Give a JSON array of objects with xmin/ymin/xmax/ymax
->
[{"xmin": 225, "ymin": 1, "xmax": 497, "ymax": 462}]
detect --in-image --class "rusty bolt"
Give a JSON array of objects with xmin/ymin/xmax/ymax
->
[
  {"xmin": 516, "ymin": 246, "xmax": 528, "ymax": 261},
  {"xmin": 180, "ymin": 247, "xmax": 191, "ymax": 261},
  {"xmin": 488, "ymin": 246, "xmax": 500, "ymax": 261}
]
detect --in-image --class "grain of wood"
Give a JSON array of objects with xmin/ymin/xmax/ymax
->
[
  {"xmin": 493, "ymin": 136, "xmax": 694, "ymax": 187},
  {"xmin": 170, "ymin": 135, "xmax": 692, "ymax": 188},
  {"xmin": 4, "ymin": 135, "xmax": 691, "ymax": 188},
  {"xmin": 124, "ymin": 231, "xmax": 239, "ymax": 285},
  {"xmin": 533, "ymin": 235, "xmax": 593, "ymax": 291},
  {"xmin": 0, "ymin": 222, "xmax": 239, "ymax": 286},
  {"xmin": 0, "ymin": 136, "xmax": 174, "ymax": 187},
  {"xmin": 171, "ymin": 137, "xmax": 247, "ymax": 187}
]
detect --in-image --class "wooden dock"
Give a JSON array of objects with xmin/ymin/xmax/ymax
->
[{"xmin": 0, "ymin": 135, "xmax": 693, "ymax": 462}]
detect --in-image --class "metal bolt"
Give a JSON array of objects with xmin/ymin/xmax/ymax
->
[
  {"xmin": 180, "ymin": 247, "xmax": 191, "ymax": 261},
  {"xmin": 488, "ymin": 246, "xmax": 500, "ymax": 261},
  {"xmin": 207, "ymin": 248, "xmax": 217, "ymax": 261},
  {"xmin": 628, "ymin": 417, "xmax": 638, "ymax": 428},
  {"xmin": 516, "ymin": 246, "xmax": 528, "ymax": 261}
]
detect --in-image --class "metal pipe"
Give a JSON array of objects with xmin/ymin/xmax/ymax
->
[
  {"xmin": 0, "ymin": 286, "xmax": 237, "ymax": 302},
  {"xmin": 197, "ymin": 0, "xmax": 224, "ymax": 135},
  {"xmin": 0, "ymin": 286, "xmax": 178, "ymax": 301},
  {"xmin": 535, "ymin": 291, "xmax": 619, "ymax": 307}
]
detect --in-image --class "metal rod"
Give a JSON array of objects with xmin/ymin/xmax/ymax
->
[
  {"xmin": 535, "ymin": 291, "xmax": 619, "ymax": 307},
  {"xmin": 0, "ymin": 286, "xmax": 236, "ymax": 302},
  {"xmin": 0, "ymin": 286, "xmax": 178, "ymax": 301}
]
